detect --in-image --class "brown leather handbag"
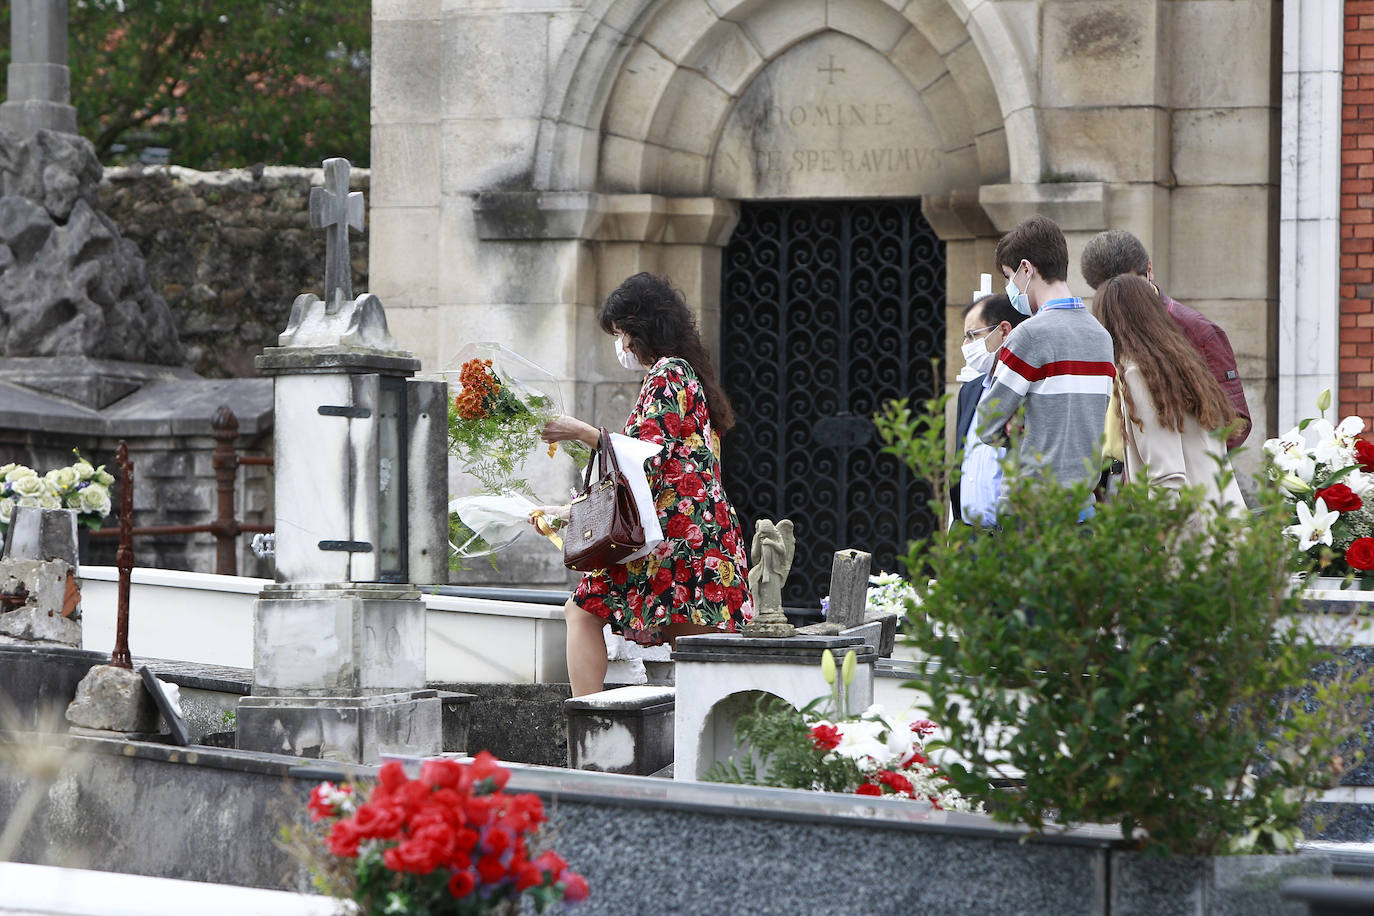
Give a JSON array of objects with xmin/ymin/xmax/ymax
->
[{"xmin": 564, "ymin": 428, "xmax": 646, "ymax": 572}]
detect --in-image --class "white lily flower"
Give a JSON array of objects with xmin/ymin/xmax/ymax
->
[
  {"xmin": 828, "ymin": 718, "xmax": 888, "ymax": 765},
  {"xmin": 1349, "ymin": 469, "xmax": 1374, "ymax": 499},
  {"xmin": 1286, "ymin": 498, "xmax": 1339, "ymax": 550},
  {"xmin": 1263, "ymin": 427, "xmax": 1316, "ymax": 482},
  {"xmin": 1310, "ymin": 416, "xmax": 1365, "ymax": 467}
]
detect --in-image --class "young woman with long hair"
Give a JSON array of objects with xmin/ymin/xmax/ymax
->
[
  {"xmin": 1092, "ymin": 274, "xmax": 1246, "ymax": 512},
  {"xmin": 537, "ymin": 273, "xmax": 754, "ymax": 696}
]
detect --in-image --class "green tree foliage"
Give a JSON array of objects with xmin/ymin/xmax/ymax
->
[
  {"xmin": 874, "ymin": 394, "xmax": 1373, "ymax": 856},
  {"xmin": 0, "ymin": 1, "xmax": 370, "ymax": 168}
]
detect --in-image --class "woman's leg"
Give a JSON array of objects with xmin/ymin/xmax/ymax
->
[{"xmin": 564, "ymin": 598, "xmax": 609, "ymax": 697}]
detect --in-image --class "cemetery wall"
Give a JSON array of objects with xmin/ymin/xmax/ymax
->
[
  {"xmin": 97, "ymin": 166, "xmax": 371, "ymax": 380},
  {"xmin": 1342, "ymin": 3, "xmax": 1374, "ymax": 421}
]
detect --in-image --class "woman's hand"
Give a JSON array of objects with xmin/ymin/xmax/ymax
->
[
  {"xmin": 530, "ymin": 504, "xmax": 570, "ymax": 530},
  {"xmin": 540, "ymin": 416, "xmax": 601, "ymax": 448}
]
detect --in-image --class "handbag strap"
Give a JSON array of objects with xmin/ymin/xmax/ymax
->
[{"xmin": 580, "ymin": 427, "xmax": 618, "ymax": 492}]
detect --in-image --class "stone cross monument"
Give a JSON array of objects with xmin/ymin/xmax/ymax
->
[
  {"xmin": 235, "ymin": 158, "xmax": 448, "ymax": 764},
  {"xmin": 1, "ymin": 0, "xmax": 79, "ymax": 136}
]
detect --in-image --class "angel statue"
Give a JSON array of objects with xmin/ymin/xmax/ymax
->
[{"xmin": 744, "ymin": 518, "xmax": 796, "ymax": 637}]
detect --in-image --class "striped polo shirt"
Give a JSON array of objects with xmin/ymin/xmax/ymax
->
[{"xmin": 975, "ymin": 300, "xmax": 1116, "ymax": 489}]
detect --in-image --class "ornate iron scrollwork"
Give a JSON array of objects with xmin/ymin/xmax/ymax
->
[{"xmin": 720, "ymin": 200, "xmax": 945, "ymax": 611}]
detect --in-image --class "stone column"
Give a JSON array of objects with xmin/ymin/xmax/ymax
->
[
  {"xmin": 0, "ymin": 0, "xmax": 79, "ymax": 136},
  {"xmin": 1278, "ymin": 0, "xmax": 1345, "ymax": 429}
]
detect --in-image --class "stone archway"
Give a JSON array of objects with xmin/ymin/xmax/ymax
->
[{"xmin": 534, "ymin": 0, "xmax": 1040, "ymax": 194}]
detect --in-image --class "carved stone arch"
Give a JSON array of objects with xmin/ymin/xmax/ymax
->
[{"xmin": 534, "ymin": 0, "xmax": 1040, "ymax": 196}]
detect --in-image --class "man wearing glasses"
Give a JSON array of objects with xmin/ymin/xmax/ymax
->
[{"xmin": 953, "ymin": 293, "xmax": 1027, "ymax": 525}]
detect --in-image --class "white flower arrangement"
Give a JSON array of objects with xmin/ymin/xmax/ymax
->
[
  {"xmin": 0, "ymin": 454, "xmax": 115, "ymax": 533},
  {"xmin": 1263, "ymin": 389, "xmax": 1374, "ymax": 577}
]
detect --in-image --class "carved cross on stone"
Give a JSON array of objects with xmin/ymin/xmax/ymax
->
[{"xmin": 309, "ymin": 157, "xmax": 365, "ymax": 312}]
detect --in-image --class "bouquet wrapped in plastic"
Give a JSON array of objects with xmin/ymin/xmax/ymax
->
[{"xmin": 442, "ymin": 343, "xmax": 588, "ymax": 562}]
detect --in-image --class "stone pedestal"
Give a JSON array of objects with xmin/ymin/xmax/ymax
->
[
  {"xmin": 236, "ymin": 689, "xmax": 441, "ymax": 764},
  {"xmin": 249, "ymin": 583, "xmax": 427, "ymax": 696},
  {"xmin": 671, "ymin": 633, "xmax": 876, "ymax": 781},
  {"xmin": 236, "ymin": 583, "xmax": 441, "ymax": 761},
  {"xmin": 0, "ymin": 506, "xmax": 81, "ymax": 647},
  {"xmin": 565, "ymin": 686, "xmax": 675, "ymax": 775}
]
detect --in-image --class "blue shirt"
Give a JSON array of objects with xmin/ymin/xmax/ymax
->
[{"xmin": 960, "ymin": 417, "xmax": 1005, "ymax": 527}]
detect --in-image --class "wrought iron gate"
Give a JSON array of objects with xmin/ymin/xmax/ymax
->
[{"xmin": 719, "ymin": 200, "xmax": 945, "ymax": 611}]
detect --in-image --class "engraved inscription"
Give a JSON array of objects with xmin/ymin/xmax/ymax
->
[{"xmin": 710, "ymin": 32, "xmax": 957, "ymax": 199}]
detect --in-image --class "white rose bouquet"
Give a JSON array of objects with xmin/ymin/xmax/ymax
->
[{"xmin": 0, "ymin": 452, "xmax": 116, "ymax": 533}]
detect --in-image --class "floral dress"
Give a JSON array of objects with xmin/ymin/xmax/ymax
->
[{"xmin": 573, "ymin": 357, "xmax": 755, "ymax": 643}]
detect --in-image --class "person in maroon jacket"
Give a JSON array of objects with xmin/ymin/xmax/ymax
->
[{"xmin": 1081, "ymin": 229, "xmax": 1251, "ymax": 449}]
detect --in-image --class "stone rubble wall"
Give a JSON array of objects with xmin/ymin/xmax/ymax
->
[{"xmin": 98, "ymin": 165, "xmax": 369, "ymax": 379}]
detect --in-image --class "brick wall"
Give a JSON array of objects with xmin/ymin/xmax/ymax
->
[{"xmin": 1342, "ymin": 2, "xmax": 1374, "ymax": 421}]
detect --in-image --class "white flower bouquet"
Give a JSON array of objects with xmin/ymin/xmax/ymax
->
[
  {"xmin": 0, "ymin": 454, "xmax": 116, "ymax": 532},
  {"xmin": 1263, "ymin": 389, "xmax": 1374, "ymax": 579}
]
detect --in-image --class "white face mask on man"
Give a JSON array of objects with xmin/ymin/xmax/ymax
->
[
  {"xmin": 960, "ymin": 338, "xmax": 997, "ymax": 375},
  {"xmin": 615, "ymin": 336, "xmax": 643, "ymax": 371}
]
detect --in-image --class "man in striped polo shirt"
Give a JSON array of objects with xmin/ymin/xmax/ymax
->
[{"xmin": 976, "ymin": 215, "xmax": 1116, "ymax": 491}]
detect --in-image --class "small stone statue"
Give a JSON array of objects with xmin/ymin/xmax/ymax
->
[{"xmin": 744, "ymin": 518, "xmax": 796, "ymax": 638}]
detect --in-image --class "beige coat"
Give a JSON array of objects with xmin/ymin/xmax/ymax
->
[{"xmin": 1118, "ymin": 363, "xmax": 1247, "ymax": 514}]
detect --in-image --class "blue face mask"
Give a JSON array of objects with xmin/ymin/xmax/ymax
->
[{"xmin": 1005, "ymin": 266, "xmax": 1031, "ymax": 316}]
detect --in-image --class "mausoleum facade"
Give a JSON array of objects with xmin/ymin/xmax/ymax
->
[{"xmin": 370, "ymin": 0, "xmax": 1312, "ymax": 589}]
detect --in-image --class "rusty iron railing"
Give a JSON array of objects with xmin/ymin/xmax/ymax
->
[{"xmin": 90, "ymin": 406, "xmax": 273, "ymax": 576}]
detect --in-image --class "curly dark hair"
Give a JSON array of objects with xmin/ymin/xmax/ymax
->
[{"xmin": 598, "ymin": 273, "xmax": 737, "ymax": 433}]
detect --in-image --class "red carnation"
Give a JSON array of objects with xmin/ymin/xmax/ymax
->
[
  {"xmin": 469, "ymin": 751, "xmax": 510, "ymax": 791},
  {"xmin": 448, "ymin": 869, "xmax": 477, "ymax": 898},
  {"xmin": 724, "ymin": 586, "xmax": 745, "ymax": 610},
  {"xmin": 878, "ymin": 770, "xmax": 915, "ymax": 796},
  {"xmin": 674, "ymin": 560, "xmax": 691, "ymax": 583},
  {"xmin": 1316, "ymin": 483, "xmax": 1363, "ymax": 513},
  {"xmin": 1358, "ymin": 439, "xmax": 1374, "ymax": 472},
  {"xmin": 714, "ymin": 502, "xmax": 730, "ymax": 527},
  {"xmin": 352, "ymin": 801, "xmax": 405, "ymax": 839},
  {"xmin": 662, "ymin": 411, "xmax": 683, "ymax": 438},
  {"xmin": 810, "ymin": 723, "xmax": 842, "ymax": 751},
  {"xmin": 325, "ymin": 819, "xmax": 362, "ymax": 857},
  {"xmin": 855, "ymin": 783, "xmax": 882, "ymax": 796},
  {"xmin": 561, "ymin": 872, "xmax": 590, "ymax": 903},
  {"xmin": 476, "ymin": 853, "xmax": 509, "ymax": 884},
  {"xmin": 673, "ymin": 584, "xmax": 690, "ymax": 606},
  {"xmin": 1347, "ymin": 537, "xmax": 1374, "ymax": 570},
  {"xmin": 704, "ymin": 582, "xmax": 725, "ymax": 603}
]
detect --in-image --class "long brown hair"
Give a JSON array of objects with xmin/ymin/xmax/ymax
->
[
  {"xmin": 1092, "ymin": 274, "xmax": 1234, "ymax": 434},
  {"xmin": 598, "ymin": 273, "xmax": 737, "ymax": 433}
]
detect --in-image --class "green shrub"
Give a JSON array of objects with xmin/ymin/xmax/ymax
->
[{"xmin": 874, "ymin": 395, "xmax": 1372, "ymax": 856}]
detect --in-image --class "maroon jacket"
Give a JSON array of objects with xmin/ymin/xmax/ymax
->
[{"xmin": 1162, "ymin": 292, "xmax": 1251, "ymax": 450}]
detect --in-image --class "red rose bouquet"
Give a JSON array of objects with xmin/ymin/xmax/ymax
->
[{"xmin": 299, "ymin": 752, "xmax": 587, "ymax": 915}]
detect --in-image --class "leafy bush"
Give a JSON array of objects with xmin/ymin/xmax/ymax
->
[{"xmin": 874, "ymin": 395, "xmax": 1373, "ymax": 856}]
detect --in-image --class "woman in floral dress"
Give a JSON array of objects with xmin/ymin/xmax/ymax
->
[{"xmin": 539, "ymin": 273, "xmax": 755, "ymax": 695}]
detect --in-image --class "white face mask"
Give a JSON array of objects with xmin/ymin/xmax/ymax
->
[
  {"xmin": 1005, "ymin": 265, "xmax": 1031, "ymax": 316},
  {"xmin": 961, "ymin": 338, "xmax": 996, "ymax": 374},
  {"xmin": 615, "ymin": 336, "xmax": 642, "ymax": 371}
]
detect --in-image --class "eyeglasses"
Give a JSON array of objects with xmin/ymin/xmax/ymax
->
[{"xmin": 963, "ymin": 325, "xmax": 998, "ymax": 343}]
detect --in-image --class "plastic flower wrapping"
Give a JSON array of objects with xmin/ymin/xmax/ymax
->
[
  {"xmin": 1265, "ymin": 389, "xmax": 1374, "ymax": 580},
  {"xmin": 441, "ymin": 343, "xmax": 589, "ymax": 563},
  {"xmin": 294, "ymin": 753, "xmax": 587, "ymax": 915},
  {"xmin": 0, "ymin": 453, "xmax": 115, "ymax": 532}
]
